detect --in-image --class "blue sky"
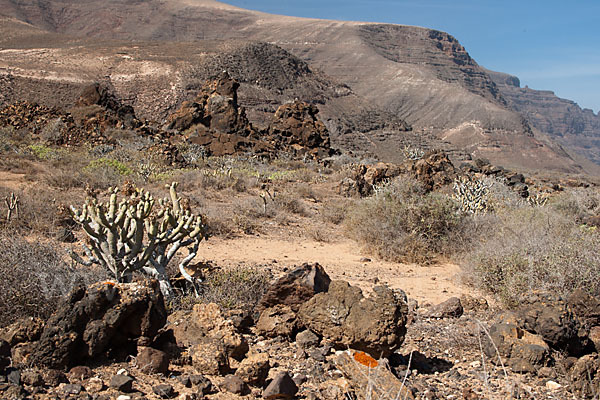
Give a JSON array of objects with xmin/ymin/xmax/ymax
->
[{"xmin": 221, "ymin": 0, "xmax": 600, "ymax": 113}]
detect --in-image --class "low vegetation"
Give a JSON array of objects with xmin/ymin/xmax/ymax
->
[
  {"xmin": 2, "ymin": 121, "xmax": 600, "ymax": 325},
  {"xmin": 464, "ymin": 193, "xmax": 600, "ymax": 306},
  {"xmin": 344, "ymin": 175, "xmax": 468, "ymax": 264},
  {"xmin": 0, "ymin": 233, "xmax": 107, "ymax": 327}
]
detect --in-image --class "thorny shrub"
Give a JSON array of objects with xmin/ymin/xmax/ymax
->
[{"xmin": 344, "ymin": 175, "xmax": 468, "ymax": 264}]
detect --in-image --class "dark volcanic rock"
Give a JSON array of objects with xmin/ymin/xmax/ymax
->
[
  {"xmin": 340, "ymin": 162, "xmax": 403, "ymax": 197},
  {"xmin": 110, "ymin": 374, "xmax": 134, "ymax": 393},
  {"xmin": 75, "ymin": 83, "xmax": 138, "ymax": 127},
  {"xmin": 569, "ymin": 353, "xmax": 600, "ymax": 399},
  {"xmin": 568, "ymin": 289, "xmax": 600, "ymax": 329},
  {"xmin": 268, "ymin": 100, "xmax": 334, "ymax": 158},
  {"xmin": 67, "ymin": 366, "xmax": 93, "ymax": 383},
  {"xmin": 426, "ymin": 297, "xmax": 463, "ymax": 319},
  {"xmin": 483, "ymin": 323, "xmax": 550, "ymax": 373},
  {"xmin": 298, "ymin": 281, "xmax": 408, "ymax": 358},
  {"xmin": 170, "ymin": 302, "xmax": 248, "ymax": 361},
  {"xmin": 295, "ymin": 329, "xmax": 320, "ymax": 349},
  {"xmin": 168, "ymin": 71, "xmax": 253, "ymax": 136},
  {"xmin": 235, "ymin": 351, "xmax": 270, "ymax": 387},
  {"xmin": 0, "ymin": 339, "xmax": 10, "ymax": 374},
  {"xmin": 30, "ymin": 280, "xmax": 167, "ymax": 369},
  {"xmin": 256, "ymin": 305, "xmax": 297, "ymax": 338},
  {"xmin": 221, "ymin": 374, "xmax": 247, "ymax": 395},
  {"xmin": 409, "ymin": 150, "xmax": 457, "ymax": 191},
  {"xmin": 136, "ymin": 346, "xmax": 170, "ymax": 374},
  {"xmin": 516, "ymin": 291, "xmax": 584, "ymax": 355},
  {"xmin": 263, "ymin": 371, "xmax": 298, "ymax": 400},
  {"xmin": 166, "ymin": 72, "xmax": 262, "ymax": 157},
  {"xmin": 166, "ymin": 73, "xmax": 335, "ymax": 159},
  {"xmin": 258, "ymin": 262, "xmax": 331, "ymax": 312},
  {"xmin": 0, "ymin": 317, "xmax": 44, "ymax": 346},
  {"xmin": 153, "ymin": 383, "xmax": 176, "ymax": 398}
]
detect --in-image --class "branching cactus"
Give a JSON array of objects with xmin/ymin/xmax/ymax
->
[
  {"xmin": 453, "ymin": 176, "xmax": 492, "ymax": 214},
  {"xmin": 69, "ymin": 182, "xmax": 207, "ymax": 298}
]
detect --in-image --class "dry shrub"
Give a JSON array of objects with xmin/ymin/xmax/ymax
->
[
  {"xmin": 464, "ymin": 205, "xmax": 600, "ymax": 307},
  {"xmin": 0, "ymin": 234, "xmax": 107, "ymax": 327},
  {"xmin": 293, "ymin": 182, "xmax": 320, "ymax": 201},
  {"xmin": 344, "ymin": 175, "xmax": 467, "ymax": 264},
  {"xmin": 178, "ymin": 169, "xmax": 250, "ymax": 193},
  {"xmin": 305, "ymin": 225, "xmax": 330, "ymax": 242},
  {"xmin": 42, "ymin": 166, "xmax": 88, "ymax": 189},
  {"xmin": 198, "ymin": 266, "xmax": 271, "ymax": 310},
  {"xmin": 202, "ymin": 198, "xmax": 265, "ymax": 237},
  {"xmin": 275, "ymin": 191, "xmax": 308, "ymax": 216},
  {"xmin": 321, "ymin": 199, "xmax": 353, "ymax": 225},
  {"xmin": 171, "ymin": 266, "xmax": 271, "ymax": 312},
  {"xmin": 0, "ymin": 186, "xmax": 81, "ymax": 236},
  {"xmin": 550, "ymin": 188, "xmax": 600, "ymax": 221}
]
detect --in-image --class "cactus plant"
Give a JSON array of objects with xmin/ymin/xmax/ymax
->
[
  {"xmin": 453, "ymin": 176, "xmax": 492, "ymax": 214},
  {"xmin": 69, "ymin": 182, "xmax": 207, "ymax": 297},
  {"xmin": 4, "ymin": 192, "xmax": 20, "ymax": 221},
  {"xmin": 402, "ymin": 145, "xmax": 425, "ymax": 161}
]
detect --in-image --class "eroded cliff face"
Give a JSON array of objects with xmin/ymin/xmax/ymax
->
[
  {"xmin": 358, "ymin": 25, "xmax": 505, "ymax": 105},
  {"xmin": 488, "ymin": 69, "xmax": 600, "ymax": 164}
]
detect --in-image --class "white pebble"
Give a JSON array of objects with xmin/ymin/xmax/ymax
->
[{"xmin": 546, "ymin": 380, "xmax": 562, "ymax": 390}]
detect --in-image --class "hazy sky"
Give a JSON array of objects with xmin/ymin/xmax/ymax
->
[{"xmin": 221, "ymin": 0, "xmax": 600, "ymax": 113}]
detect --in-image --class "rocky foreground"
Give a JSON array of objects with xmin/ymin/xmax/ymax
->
[{"xmin": 1, "ymin": 263, "xmax": 599, "ymax": 399}]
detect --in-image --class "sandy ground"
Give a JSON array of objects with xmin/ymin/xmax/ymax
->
[
  {"xmin": 0, "ymin": 170, "xmax": 27, "ymax": 190},
  {"xmin": 0, "ymin": 165, "xmax": 485, "ymax": 307},
  {"xmin": 196, "ymin": 235, "xmax": 478, "ymax": 306}
]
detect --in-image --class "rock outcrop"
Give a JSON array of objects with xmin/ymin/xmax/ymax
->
[
  {"xmin": 29, "ymin": 281, "xmax": 167, "ymax": 369},
  {"xmin": 298, "ymin": 282, "xmax": 408, "ymax": 358},
  {"xmin": 268, "ymin": 100, "xmax": 333, "ymax": 158},
  {"xmin": 409, "ymin": 150, "xmax": 457, "ymax": 191},
  {"xmin": 258, "ymin": 263, "xmax": 331, "ymax": 312},
  {"xmin": 340, "ymin": 150, "xmax": 457, "ymax": 197},
  {"xmin": 166, "ymin": 73, "xmax": 335, "ymax": 158},
  {"xmin": 166, "ymin": 72, "xmax": 259, "ymax": 157},
  {"xmin": 483, "ymin": 322, "xmax": 551, "ymax": 373},
  {"xmin": 569, "ymin": 353, "xmax": 600, "ymax": 399},
  {"xmin": 339, "ymin": 162, "xmax": 403, "ymax": 197},
  {"xmin": 170, "ymin": 302, "xmax": 248, "ymax": 362}
]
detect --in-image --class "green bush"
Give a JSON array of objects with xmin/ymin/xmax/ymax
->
[
  {"xmin": 464, "ymin": 205, "xmax": 600, "ymax": 306},
  {"xmin": 27, "ymin": 144, "xmax": 62, "ymax": 160},
  {"xmin": 84, "ymin": 157, "xmax": 133, "ymax": 176},
  {"xmin": 344, "ymin": 175, "xmax": 467, "ymax": 264}
]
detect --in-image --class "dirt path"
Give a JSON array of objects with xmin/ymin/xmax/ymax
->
[
  {"xmin": 0, "ymin": 170, "xmax": 27, "ymax": 191},
  {"xmin": 196, "ymin": 235, "xmax": 479, "ymax": 305}
]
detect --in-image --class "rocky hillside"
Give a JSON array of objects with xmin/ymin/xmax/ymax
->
[
  {"xmin": 0, "ymin": 0, "xmax": 593, "ymax": 173},
  {"xmin": 487, "ymin": 69, "xmax": 600, "ymax": 165}
]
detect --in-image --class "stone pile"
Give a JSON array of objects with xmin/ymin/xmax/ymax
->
[
  {"xmin": 484, "ymin": 290, "xmax": 600, "ymax": 398},
  {"xmin": 339, "ymin": 150, "xmax": 457, "ymax": 197}
]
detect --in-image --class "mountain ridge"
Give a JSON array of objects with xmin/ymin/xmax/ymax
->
[{"xmin": 0, "ymin": 0, "xmax": 595, "ymax": 174}]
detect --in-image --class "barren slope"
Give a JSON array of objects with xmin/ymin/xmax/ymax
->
[{"xmin": 0, "ymin": 0, "xmax": 590, "ymax": 173}]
